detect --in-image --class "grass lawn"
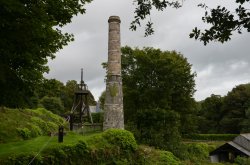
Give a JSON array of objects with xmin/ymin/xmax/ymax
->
[{"xmin": 0, "ymin": 131, "xmax": 101, "ymax": 158}]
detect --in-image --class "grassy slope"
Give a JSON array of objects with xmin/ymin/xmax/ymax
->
[
  {"xmin": 0, "ymin": 129, "xmax": 140, "ymax": 165},
  {"xmin": 0, "ymin": 132, "xmax": 94, "ymax": 158},
  {"xmin": 0, "ymin": 108, "xmax": 66, "ymax": 143}
]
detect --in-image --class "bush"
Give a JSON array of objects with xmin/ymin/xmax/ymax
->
[
  {"xmin": 31, "ymin": 108, "xmax": 66, "ymax": 125},
  {"xmin": 131, "ymin": 108, "xmax": 181, "ymax": 152},
  {"xmin": 102, "ymin": 129, "xmax": 138, "ymax": 151},
  {"xmin": 91, "ymin": 112, "xmax": 103, "ymax": 123},
  {"xmin": 172, "ymin": 142, "xmax": 210, "ymax": 163},
  {"xmin": 235, "ymin": 156, "xmax": 250, "ymax": 165},
  {"xmin": 28, "ymin": 124, "xmax": 42, "ymax": 137},
  {"xmin": 1, "ymin": 153, "xmax": 43, "ymax": 165},
  {"xmin": 31, "ymin": 117, "xmax": 50, "ymax": 134},
  {"xmin": 159, "ymin": 151, "xmax": 181, "ymax": 165},
  {"xmin": 186, "ymin": 143, "xmax": 209, "ymax": 160},
  {"xmin": 16, "ymin": 128, "xmax": 31, "ymax": 140},
  {"xmin": 135, "ymin": 145, "xmax": 181, "ymax": 165}
]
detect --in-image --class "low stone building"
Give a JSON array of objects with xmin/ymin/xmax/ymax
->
[{"xmin": 210, "ymin": 134, "xmax": 250, "ymax": 163}]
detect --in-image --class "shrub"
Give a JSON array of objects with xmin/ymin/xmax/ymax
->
[
  {"xmin": 135, "ymin": 145, "xmax": 181, "ymax": 165},
  {"xmin": 235, "ymin": 156, "xmax": 250, "ymax": 165},
  {"xmin": 186, "ymin": 143, "xmax": 209, "ymax": 160},
  {"xmin": 47, "ymin": 122, "xmax": 58, "ymax": 132},
  {"xmin": 102, "ymin": 129, "xmax": 138, "ymax": 151},
  {"xmin": 174, "ymin": 143, "xmax": 209, "ymax": 162},
  {"xmin": 16, "ymin": 128, "xmax": 31, "ymax": 140},
  {"xmin": 1, "ymin": 153, "xmax": 43, "ymax": 165},
  {"xmin": 131, "ymin": 108, "xmax": 181, "ymax": 152},
  {"xmin": 159, "ymin": 151, "xmax": 181, "ymax": 165},
  {"xmin": 31, "ymin": 117, "xmax": 49, "ymax": 134},
  {"xmin": 91, "ymin": 112, "xmax": 103, "ymax": 123},
  {"xmin": 28, "ymin": 124, "xmax": 42, "ymax": 137},
  {"xmin": 33, "ymin": 108, "xmax": 66, "ymax": 125}
]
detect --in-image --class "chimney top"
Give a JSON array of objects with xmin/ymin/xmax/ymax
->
[{"xmin": 108, "ymin": 16, "xmax": 121, "ymax": 23}]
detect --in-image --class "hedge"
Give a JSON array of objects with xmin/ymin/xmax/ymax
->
[{"xmin": 183, "ymin": 134, "xmax": 238, "ymax": 141}]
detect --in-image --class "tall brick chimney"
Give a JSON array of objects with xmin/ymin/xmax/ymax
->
[{"xmin": 103, "ymin": 16, "xmax": 124, "ymax": 130}]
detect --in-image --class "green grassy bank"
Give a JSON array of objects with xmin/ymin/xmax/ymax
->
[{"xmin": 0, "ymin": 108, "xmax": 67, "ymax": 143}]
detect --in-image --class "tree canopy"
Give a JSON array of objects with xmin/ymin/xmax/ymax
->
[
  {"xmin": 197, "ymin": 94, "xmax": 224, "ymax": 133},
  {"xmin": 220, "ymin": 83, "xmax": 250, "ymax": 133},
  {"xmin": 121, "ymin": 46, "xmax": 197, "ymax": 150},
  {"xmin": 0, "ymin": 0, "xmax": 91, "ymax": 107},
  {"xmin": 131, "ymin": 0, "xmax": 250, "ymax": 44},
  {"xmin": 197, "ymin": 83, "xmax": 250, "ymax": 134}
]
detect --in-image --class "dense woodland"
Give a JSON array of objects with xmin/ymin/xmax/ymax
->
[{"xmin": 197, "ymin": 83, "xmax": 250, "ymax": 134}]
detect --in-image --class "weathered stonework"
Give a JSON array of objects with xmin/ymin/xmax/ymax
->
[{"xmin": 103, "ymin": 16, "xmax": 124, "ymax": 130}]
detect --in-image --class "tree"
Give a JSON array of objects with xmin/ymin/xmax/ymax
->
[
  {"xmin": 130, "ymin": 0, "xmax": 250, "ymax": 44},
  {"xmin": 190, "ymin": 1, "xmax": 250, "ymax": 45},
  {"xmin": 63, "ymin": 80, "xmax": 77, "ymax": 110},
  {"xmin": 37, "ymin": 79, "xmax": 65, "ymax": 99},
  {"xmin": 220, "ymin": 83, "xmax": 250, "ymax": 133},
  {"xmin": 121, "ymin": 46, "xmax": 196, "ymax": 148},
  {"xmin": 40, "ymin": 96, "xmax": 64, "ymax": 115},
  {"xmin": 241, "ymin": 108, "xmax": 250, "ymax": 132},
  {"xmin": 0, "ymin": 0, "xmax": 91, "ymax": 107},
  {"xmin": 98, "ymin": 90, "xmax": 106, "ymax": 110},
  {"xmin": 198, "ymin": 94, "xmax": 224, "ymax": 133},
  {"xmin": 136, "ymin": 108, "xmax": 181, "ymax": 151},
  {"xmin": 130, "ymin": 0, "xmax": 182, "ymax": 36}
]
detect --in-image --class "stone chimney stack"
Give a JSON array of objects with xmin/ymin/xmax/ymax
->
[{"xmin": 103, "ymin": 16, "xmax": 124, "ymax": 130}]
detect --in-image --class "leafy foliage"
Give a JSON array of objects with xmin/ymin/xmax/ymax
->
[
  {"xmin": 135, "ymin": 108, "xmax": 181, "ymax": 151},
  {"xmin": 130, "ymin": 0, "xmax": 182, "ymax": 36},
  {"xmin": 102, "ymin": 129, "xmax": 138, "ymax": 151},
  {"xmin": 120, "ymin": 46, "xmax": 197, "ymax": 151},
  {"xmin": 40, "ymin": 96, "xmax": 64, "ymax": 115},
  {"xmin": 37, "ymin": 79, "xmax": 65, "ymax": 99},
  {"xmin": 220, "ymin": 83, "xmax": 250, "ymax": 133},
  {"xmin": 197, "ymin": 94, "xmax": 224, "ymax": 133},
  {"xmin": 130, "ymin": 0, "xmax": 250, "ymax": 44},
  {"xmin": 197, "ymin": 83, "xmax": 250, "ymax": 134},
  {"xmin": 235, "ymin": 156, "xmax": 250, "ymax": 165},
  {"xmin": 190, "ymin": 1, "xmax": 250, "ymax": 44},
  {"xmin": 31, "ymin": 78, "xmax": 96, "ymax": 115},
  {"xmin": 98, "ymin": 91, "xmax": 105, "ymax": 110},
  {"xmin": 0, "ymin": 108, "xmax": 67, "ymax": 142},
  {"xmin": 91, "ymin": 112, "xmax": 103, "ymax": 123},
  {"xmin": 0, "ymin": 129, "xmax": 139, "ymax": 165},
  {"xmin": 0, "ymin": 0, "xmax": 91, "ymax": 107},
  {"xmin": 16, "ymin": 128, "xmax": 32, "ymax": 140},
  {"xmin": 136, "ymin": 145, "xmax": 181, "ymax": 165},
  {"xmin": 183, "ymin": 143, "xmax": 209, "ymax": 162}
]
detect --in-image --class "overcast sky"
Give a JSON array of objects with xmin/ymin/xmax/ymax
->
[{"xmin": 45, "ymin": 0, "xmax": 250, "ymax": 101}]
